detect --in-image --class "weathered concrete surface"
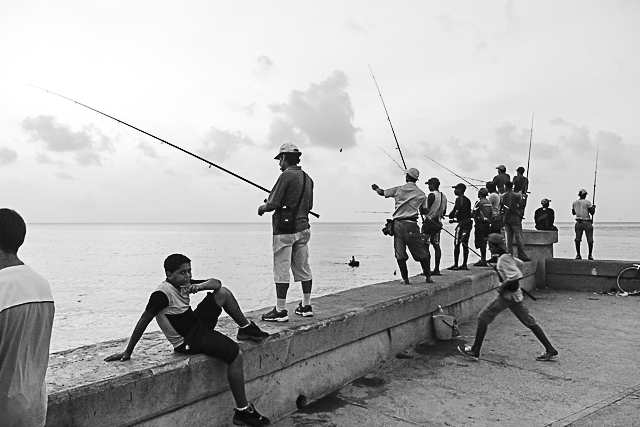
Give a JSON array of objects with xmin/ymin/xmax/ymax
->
[
  {"xmin": 520, "ymin": 230, "xmax": 558, "ymax": 287},
  {"xmin": 273, "ymin": 289, "xmax": 640, "ymax": 426},
  {"xmin": 45, "ymin": 261, "xmax": 537, "ymax": 427},
  {"xmin": 546, "ymin": 259, "xmax": 638, "ymax": 293}
]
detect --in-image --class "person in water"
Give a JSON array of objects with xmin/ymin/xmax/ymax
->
[{"xmin": 105, "ymin": 253, "xmax": 271, "ymax": 427}]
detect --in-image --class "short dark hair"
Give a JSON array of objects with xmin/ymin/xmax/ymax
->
[
  {"xmin": 164, "ymin": 253, "xmax": 191, "ymax": 273},
  {"xmin": 282, "ymin": 152, "xmax": 301, "ymax": 165},
  {"xmin": 505, "ymin": 181, "xmax": 513, "ymax": 189},
  {"xmin": 0, "ymin": 209, "xmax": 26, "ymax": 254},
  {"xmin": 486, "ymin": 182, "xmax": 496, "ymax": 192}
]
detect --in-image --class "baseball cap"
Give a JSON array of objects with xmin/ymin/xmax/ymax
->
[
  {"xmin": 487, "ymin": 233, "xmax": 509, "ymax": 250},
  {"xmin": 452, "ymin": 183, "xmax": 466, "ymax": 191},
  {"xmin": 274, "ymin": 143, "xmax": 301, "ymax": 159},
  {"xmin": 578, "ymin": 189, "xmax": 588, "ymax": 196},
  {"xmin": 541, "ymin": 198, "xmax": 551, "ymax": 204},
  {"xmin": 405, "ymin": 168, "xmax": 420, "ymax": 179},
  {"xmin": 496, "ymin": 165, "xmax": 506, "ymax": 171},
  {"xmin": 478, "ymin": 188, "xmax": 489, "ymax": 197},
  {"xmin": 516, "ymin": 166, "xmax": 525, "ymax": 173},
  {"xmin": 426, "ymin": 177, "xmax": 440, "ymax": 185}
]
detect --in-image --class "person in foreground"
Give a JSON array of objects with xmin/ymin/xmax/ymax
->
[
  {"xmin": 572, "ymin": 189, "xmax": 596, "ymax": 260},
  {"xmin": 0, "ymin": 209, "xmax": 55, "ymax": 427},
  {"xmin": 458, "ymin": 234, "xmax": 558, "ymax": 362},
  {"xmin": 105, "ymin": 254, "xmax": 270, "ymax": 427},
  {"xmin": 258, "ymin": 143, "xmax": 314, "ymax": 322},
  {"xmin": 372, "ymin": 168, "xmax": 433, "ymax": 284}
]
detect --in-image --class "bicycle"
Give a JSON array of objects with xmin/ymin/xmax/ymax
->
[{"xmin": 616, "ymin": 264, "xmax": 640, "ymax": 295}]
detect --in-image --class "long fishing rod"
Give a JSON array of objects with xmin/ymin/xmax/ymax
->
[
  {"xmin": 525, "ymin": 111, "xmax": 534, "ymax": 186},
  {"xmin": 592, "ymin": 144, "xmax": 599, "ymax": 220},
  {"xmin": 423, "ymin": 154, "xmax": 480, "ymax": 190},
  {"xmin": 377, "ymin": 146, "xmax": 406, "ymax": 173},
  {"xmin": 368, "ymin": 65, "xmax": 407, "ymax": 170},
  {"xmin": 30, "ymin": 84, "xmax": 320, "ymax": 218}
]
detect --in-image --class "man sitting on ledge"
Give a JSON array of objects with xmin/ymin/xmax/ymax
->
[{"xmin": 105, "ymin": 253, "xmax": 271, "ymax": 427}]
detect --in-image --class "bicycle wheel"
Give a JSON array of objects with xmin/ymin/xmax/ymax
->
[{"xmin": 616, "ymin": 266, "xmax": 640, "ymax": 295}]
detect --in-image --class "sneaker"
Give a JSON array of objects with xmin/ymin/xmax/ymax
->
[
  {"xmin": 431, "ymin": 270, "xmax": 442, "ymax": 276},
  {"xmin": 535, "ymin": 349, "xmax": 559, "ymax": 361},
  {"xmin": 294, "ymin": 302, "xmax": 314, "ymax": 317},
  {"xmin": 474, "ymin": 260, "xmax": 488, "ymax": 267},
  {"xmin": 237, "ymin": 321, "xmax": 270, "ymax": 341},
  {"xmin": 261, "ymin": 307, "xmax": 289, "ymax": 323},
  {"xmin": 588, "ymin": 255, "xmax": 594, "ymax": 260},
  {"xmin": 457, "ymin": 345, "xmax": 479, "ymax": 361},
  {"xmin": 400, "ymin": 279, "xmax": 411, "ymax": 285},
  {"xmin": 233, "ymin": 403, "xmax": 270, "ymax": 426},
  {"xmin": 575, "ymin": 254, "xmax": 582, "ymax": 260}
]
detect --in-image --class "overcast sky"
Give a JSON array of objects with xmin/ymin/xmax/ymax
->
[{"xmin": 1, "ymin": 1, "xmax": 638, "ymax": 223}]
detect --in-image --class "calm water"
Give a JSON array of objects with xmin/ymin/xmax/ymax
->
[{"xmin": 19, "ymin": 222, "xmax": 640, "ymax": 353}]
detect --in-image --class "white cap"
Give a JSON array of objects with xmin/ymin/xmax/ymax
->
[
  {"xmin": 274, "ymin": 143, "xmax": 301, "ymax": 159},
  {"xmin": 405, "ymin": 168, "xmax": 420, "ymax": 179}
]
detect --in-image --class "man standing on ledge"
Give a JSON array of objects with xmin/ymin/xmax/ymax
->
[
  {"xmin": 501, "ymin": 181, "xmax": 530, "ymax": 262},
  {"xmin": 372, "ymin": 168, "xmax": 433, "ymax": 284},
  {"xmin": 259, "ymin": 143, "xmax": 314, "ymax": 322},
  {"xmin": 423, "ymin": 177, "xmax": 448, "ymax": 276},
  {"xmin": 572, "ymin": 189, "xmax": 596, "ymax": 260},
  {"xmin": 0, "ymin": 209, "xmax": 55, "ymax": 427},
  {"xmin": 492, "ymin": 164, "xmax": 511, "ymax": 194},
  {"xmin": 447, "ymin": 183, "xmax": 473, "ymax": 270}
]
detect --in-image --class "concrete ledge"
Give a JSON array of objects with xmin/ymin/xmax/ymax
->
[
  {"xmin": 45, "ymin": 262, "xmax": 537, "ymax": 427},
  {"xmin": 545, "ymin": 258, "xmax": 638, "ymax": 292}
]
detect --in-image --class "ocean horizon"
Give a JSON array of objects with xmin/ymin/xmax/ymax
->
[{"xmin": 17, "ymin": 221, "xmax": 640, "ymax": 353}]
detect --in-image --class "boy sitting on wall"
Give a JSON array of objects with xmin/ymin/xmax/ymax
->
[{"xmin": 105, "ymin": 253, "xmax": 271, "ymax": 427}]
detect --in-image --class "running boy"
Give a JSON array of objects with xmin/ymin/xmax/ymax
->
[
  {"xmin": 105, "ymin": 254, "xmax": 271, "ymax": 427},
  {"xmin": 458, "ymin": 234, "xmax": 558, "ymax": 362}
]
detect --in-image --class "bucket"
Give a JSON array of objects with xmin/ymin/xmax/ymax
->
[{"xmin": 433, "ymin": 314, "xmax": 456, "ymax": 340}]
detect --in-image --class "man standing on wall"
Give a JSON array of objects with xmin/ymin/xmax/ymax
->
[
  {"xmin": 447, "ymin": 183, "xmax": 473, "ymax": 271},
  {"xmin": 0, "ymin": 209, "xmax": 55, "ymax": 427},
  {"xmin": 423, "ymin": 177, "xmax": 448, "ymax": 276},
  {"xmin": 372, "ymin": 168, "xmax": 433, "ymax": 284},
  {"xmin": 501, "ymin": 181, "xmax": 530, "ymax": 262},
  {"xmin": 492, "ymin": 165, "xmax": 511, "ymax": 194},
  {"xmin": 572, "ymin": 189, "xmax": 596, "ymax": 260},
  {"xmin": 259, "ymin": 143, "xmax": 315, "ymax": 322}
]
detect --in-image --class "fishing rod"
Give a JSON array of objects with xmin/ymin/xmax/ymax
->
[
  {"xmin": 377, "ymin": 146, "xmax": 406, "ymax": 173},
  {"xmin": 368, "ymin": 65, "xmax": 407, "ymax": 170},
  {"xmin": 30, "ymin": 84, "xmax": 320, "ymax": 218},
  {"xmin": 525, "ymin": 111, "xmax": 534, "ymax": 186},
  {"xmin": 592, "ymin": 144, "xmax": 599, "ymax": 220},
  {"xmin": 423, "ymin": 154, "xmax": 480, "ymax": 190}
]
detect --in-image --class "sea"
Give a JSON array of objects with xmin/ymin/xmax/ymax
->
[{"xmin": 19, "ymin": 221, "xmax": 640, "ymax": 353}]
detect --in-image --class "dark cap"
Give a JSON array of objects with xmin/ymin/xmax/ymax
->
[
  {"xmin": 478, "ymin": 188, "xmax": 489, "ymax": 197},
  {"xmin": 426, "ymin": 177, "xmax": 440, "ymax": 185},
  {"xmin": 516, "ymin": 166, "xmax": 525, "ymax": 173},
  {"xmin": 452, "ymin": 183, "xmax": 466, "ymax": 191}
]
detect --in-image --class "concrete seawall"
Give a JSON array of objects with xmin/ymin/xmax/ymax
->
[
  {"xmin": 45, "ymin": 231, "xmax": 559, "ymax": 426},
  {"xmin": 545, "ymin": 258, "xmax": 637, "ymax": 293}
]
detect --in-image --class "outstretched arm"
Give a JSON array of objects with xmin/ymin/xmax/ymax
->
[
  {"xmin": 104, "ymin": 311, "xmax": 155, "ymax": 362},
  {"xmin": 371, "ymin": 184, "xmax": 384, "ymax": 196}
]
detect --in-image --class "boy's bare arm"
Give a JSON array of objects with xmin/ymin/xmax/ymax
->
[
  {"xmin": 183, "ymin": 278, "xmax": 222, "ymax": 294},
  {"xmin": 104, "ymin": 311, "xmax": 155, "ymax": 362}
]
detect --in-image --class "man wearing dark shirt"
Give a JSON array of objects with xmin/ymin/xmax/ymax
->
[
  {"xmin": 447, "ymin": 183, "xmax": 472, "ymax": 270},
  {"xmin": 105, "ymin": 254, "xmax": 271, "ymax": 427},
  {"xmin": 501, "ymin": 181, "xmax": 530, "ymax": 262},
  {"xmin": 534, "ymin": 199, "xmax": 557, "ymax": 231},
  {"xmin": 259, "ymin": 143, "xmax": 315, "ymax": 321}
]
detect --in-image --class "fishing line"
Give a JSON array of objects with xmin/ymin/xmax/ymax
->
[{"xmin": 30, "ymin": 84, "xmax": 320, "ymax": 218}]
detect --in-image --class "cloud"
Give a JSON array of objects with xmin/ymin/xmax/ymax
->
[
  {"xmin": 198, "ymin": 127, "xmax": 255, "ymax": 162},
  {"xmin": 0, "ymin": 147, "xmax": 18, "ymax": 165},
  {"xmin": 256, "ymin": 55, "xmax": 274, "ymax": 71},
  {"xmin": 137, "ymin": 141, "xmax": 159, "ymax": 158},
  {"xmin": 594, "ymin": 130, "xmax": 637, "ymax": 169},
  {"xmin": 54, "ymin": 172, "xmax": 75, "ymax": 180},
  {"xmin": 21, "ymin": 115, "xmax": 114, "ymax": 165},
  {"xmin": 268, "ymin": 70, "xmax": 360, "ymax": 150}
]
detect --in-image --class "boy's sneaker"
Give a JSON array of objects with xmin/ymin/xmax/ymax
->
[
  {"xmin": 261, "ymin": 307, "xmax": 289, "ymax": 322},
  {"xmin": 233, "ymin": 403, "xmax": 270, "ymax": 426},
  {"xmin": 237, "ymin": 321, "xmax": 270, "ymax": 341},
  {"xmin": 457, "ymin": 345, "xmax": 479, "ymax": 361},
  {"xmin": 294, "ymin": 302, "xmax": 314, "ymax": 317},
  {"xmin": 535, "ymin": 349, "xmax": 559, "ymax": 361}
]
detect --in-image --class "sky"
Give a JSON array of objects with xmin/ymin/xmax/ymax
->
[{"xmin": 1, "ymin": 1, "xmax": 639, "ymax": 224}]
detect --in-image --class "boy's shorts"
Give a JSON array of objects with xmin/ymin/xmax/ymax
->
[
  {"xmin": 174, "ymin": 293, "xmax": 239, "ymax": 365},
  {"xmin": 273, "ymin": 228, "xmax": 312, "ymax": 283}
]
